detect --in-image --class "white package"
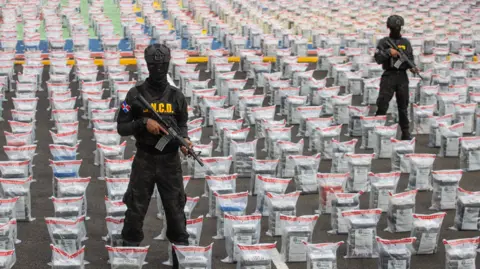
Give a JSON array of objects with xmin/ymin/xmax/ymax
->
[
  {"xmin": 236, "ymin": 243, "xmax": 275, "ymax": 269},
  {"xmin": 106, "ymin": 245, "xmax": 149, "ymax": 269},
  {"xmin": 50, "ymin": 130, "xmax": 78, "ymax": 147},
  {"xmin": 304, "ymin": 241, "xmax": 343, "ymax": 269},
  {"xmin": 410, "ymin": 212, "xmax": 446, "ymax": 255},
  {"xmin": 369, "ymin": 172, "xmax": 400, "ymax": 212},
  {"xmin": 0, "ymin": 176, "xmax": 34, "ymax": 221},
  {"xmin": 214, "ymin": 191, "xmax": 248, "ymax": 240},
  {"xmin": 419, "ymin": 85, "xmax": 439, "ymax": 106},
  {"xmin": 452, "ymin": 188, "xmax": 480, "ymax": 231},
  {"xmin": 317, "ymin": 173, "xmax": 349, "ymax": 214},
  {"xmin": 373, "ymin": 124, "xmax": 398, "ymax": 159},
  {"xmin": 376, "ymin": 237, "xmax": 416, "ymax": 269},
  {"xmin": 348, "ymin": 106, "xmax": 370, "ymax": 137},
  {"xmin": 297, "ymin": 106, "xmax": 323, "ymax": 136},
  {"xmin": 317, "ymin": 87, "xmax": 340, "ymax": 115},
  {"xmin": 50, "ymin": 244, "xmax": 86, "ymax": 269},
  {"xmin": 265, "ymin": 191, "xmax": 301, "ymax": 237},
  {"xmin": 386, "ymin": 190, "xmax": 418, "ymax": 233},
  {"xmin": 428, "ymin": 114, "xmax": 454, "ymax": 148},
  {"xmin": 331, "ymin": 139, "xmax": 358, "ymax": 173},
  {"xmin": 45, "ymin": 216, "xmax": 87, "ymax": 253},
  {"xmin": 280, "ymin": 214, "xmax": 319, "ymax": 263},
  {"xmin": 360, "ymin": 116, "xmax": 386, "ymax": 149},
  {"xmin": 255, "ymin": 176, "xmax": 290, "ymax": 216},
  {"xmin": 443, "ymin": 237, "xmax": 480, "ymax": 269},
  {"xmin": 459, "ymin": 136, "xmax": 480, "ymax": 172},
  {"xmin": 437, "ymin": 92, "xmax": 460, "ymax": 116},
  {"xmin": 454, "ymin": 103, "xmax": 476, "ymax": 134},
  {"xmin": 222, "ymin": 213, "xmax": 261, "ymax": 263},
  {"xmin": 430, "ymin": 170, "xmax": 462, "ymax": 210},
  {"xmin": 52, "ymin": 109, "xmax": 79, "ymax": 123},
  {"xmin": 328, "ymin": 192, "xmax": 363, "ymax": 235},
  {"xmin": 331, "ymin": 94, "xmax": 352, "ymax": 125},
  {"xmin": 413, "ymin": 104, "xmax": 436, "ymax": 135},
  {"xmin": 406, "ymin": 154, "xmax": 436, "ymax": 191},
  {"xmin": 343, "ymin": 209, "xmax": 382, "ymax": 259},
  {"xmin": 306, "ymin": 117, "xmax": 333, "ymax": 150},
  {"xmin": 12, "ymin": 97, "xmax": 39, "ymax": 111},
  {"xmin": 345, "ymin": 154, "xmax": 374, "ymax": 193},
  {"xmin": 313, "ymin": 125, "xmax": 342, "ymax": 159},
  {"xmin": 291, "ymin": 155, "xmax": 321, "ymax": 194}
]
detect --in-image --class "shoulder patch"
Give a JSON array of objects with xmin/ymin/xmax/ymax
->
[{"xmin": 121, "ymin": 100, "xmax": 131, "ymax": 113}]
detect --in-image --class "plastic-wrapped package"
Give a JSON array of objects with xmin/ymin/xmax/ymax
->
[
  {"xmin": 306, "ymin": 117, "xmax": 333, "ymax": 150},
  {"xmin": 329, "ymin": 139, "xmax": 357, "ymax": 173},
  {"xmin": 283, "ymin": 153, "xmax": 319, "ymax": 182},
  {"xmin": 251, "ymin": 106, "xmax": 276, "ymax": 130},
  {"xmin": 329, "ymin": 192, "xmax": 363, "ymax": 235},
  {"xmin": 211, "ymin": 106, "xmax": 235, "ymax": 133},
  {"xmin": 430, "ymin": 169, "xmax": 462, "ymax": 211},
  {"xmin": 297, "ymin": 106, "xmax": 323, "ymax": 136},
  {"xmin": 255, "ymin": 176, "xmax": 290, "ymax": 216},
  {"xmin": 376, "ymin": 237, "xmax": 416, "ymax": 269},
  {"xmin": 443, "ymin": 237, "xmax": 480, "ymax": 269},
  {"xmin": 386, "ymin": 190, "xmax": 418, "ymax": 233},
  {"xmin": 452, "ymin": 188, "xmax": 480, "ymax": 231},
  {"xmin": 105, "ymin": 157, "xmax": 133, "ymax": 178},
  {"xmin": 52, "ymin": 109, "xmax": 79, "ymax": 123},
  {"xmin": 449, "ymin": 85, "xmax": 469, "ymax": 104},
  {"xmin": 106, "ymin": 245, "xmax": 149, "ymax": 269},
  {"xmin": 173, "ymin": 243, "xmax": 213, "ymax": 269},
  {"xmin": 236, "ymin": 243, "xmax": 276, "ymax": 269},
  {"xmin": 0, "ymin": 219, "xmax": 16, "ymax": 250},
  {"xmin": 222, "ymin": 214, "xmax": 261, "ymax": 263},
  {"xmin": 250, "ymin": 159, "xmax": 279, "ymax": 195},
  {"xmin": 3, "ymin": 145, "xmax": 36, "ymax": 164},
  {"xmin": 285, "ymin": 96, "xmax": 307, "ymax": 124},
  {"xmin": 331, "ymin": 94, "xmax": 353, "ymax": 125},
  {"xmin": 270, "ymin": 80, "xmax": 292, "ymax": 106},
  {"xmin": 280, "ymin": 214, "xmax": 319, "ymax": 262},
  {"xmin": 104, "ymin": 197, "xmax": 127, "ymax": 217},
  {"xmin": 0, "ymin": 160, "xmax": 31, "ymax": 179},
  {"xmin": 412, "ymin": 104, "xmax": 436, "ymax": 135},
  {"xmin": 105, "ymin": 178, "xmax": 129, "ymax": 201},
  {"xmin": 92, "ymin": 120, "xmax": 117, "ymax": 131},
  {"xmin": 206, "ymin": 174, "xmax": 236, "ymax": 217},
  {"xmin": 360, "ymin": 116, "xmax": 386, "ymax": 149},
  {"xmin": 265, "ymin": 127, "xmax": 292, "ymax": 159},
  {"xmin": 373, "ymin": 124, "xmax": 398, "ymax": 159},
  {"xmin": 410, "ymin": 213, "xmax": 446, "ymax": 255},
  {"xmin": 391, "ymin": 138, "xmax": 415, "ymax": 173},
  {"xmin": 345, "ymin": 154, "xmax": 374, "ymax": 193},
  {"xmin": 369, "ymin": 172, "xmax": 400, "ymax": 212},
  {"xmin": 191, "ymin": 89, "xmax": 216, "ymax": 115},
  {"xmin": 292, "ymin": 156, "xmax": 321, "ymax": 194},
  {"xmin": 459, "ymin": 136, "xmax": 480, "ymax": 172},
  {"xmin": 304, "ymin": 241, "xmax": 343, "ymax": 269},
  {"xmin": 200, "ymin": 95, "xmax": 227, "ymax": 126},
  {"xmin": 4, "ymin": 131, "xmax": 34, "ymax": 146},
  {"xmin": 12, "ymin": 97, "xmax": 39, "ymax": 111},
  {"xmin": 91, "ymin": 108, "xmax": 117, "ymax": 122},
  {"xmin": 0, "ymin": 176, "xmax": 34, "ymax": 221},
  {"xmin": 437, "ymin": 92, "xmax": 460, "ymax": 116},
  {"xmin": 223, "ymin": 128, "xmax": 250, "ymax": 156},
  {"xmin": 187, "ymin": 118, "xmax": 203, "ymax": 131},
  {"xmin": 214, "ymin": 119, "xmax": 243, "ymax": 151},
  {"xmin": 105, "ymin": 217, "xmax": 124, "ymax": 247},
  {"xmin": 313, "ymin": 125, "xmax": 341, "ymax": 158},
  {"xmin": 343, "ymin": 209, "xmax": 382, "ymax": 259},
  {"xmin": 419, "ymin": 85, "xmax": 439, "ymax": 106},
  {"xmin": 52, "ymin": 196, "xmax": 85, "ymax": 219},
  {"xmin": 11, "ymin": 110, "xmax": 36, "ymax": 122},
  {"xmin": 266, "ymin": 191, "xmax": 301, "ymax": 237},
  {"xmin": 51, "ymin": 97, "xmax": 77, "ymax": 111},
  {"xmin": 56, "ymin": 122, "xmax": 79, "ymax": 133},
  {"xmin": 277, "ymin": 87, "xmax": 300, "ymax": 116},
  {"xmin": 429, "ymin": 114, "xmax": 454, "ymax": 148},
  {"xmin": 454, "ymin": 103, "xmax": 476, "ymax": 134},
  {"xmin": 363, "ymin": 77, "xmax": 381, "ymax": 105},
  {"xmin": 224, "ymin": 79, "xmax": 248, "ymax": 106},
  {"xmin": 406, "ymin": 154, "xmax": 436, "ymax": 191},
  {"xmin": 317, "ymin": 173, "xmax": 349, "ymax": 215},
  {"xmin": 9, "ymin": 121, "xmax": 35, "ymax": 137},
  {"xmin": 348, "ymin": 106, "xmax": 370, "ymax": 137},
  {"xmin": 214, "ymin": 191, "xmax": 248, "ymax": 240},
  {"xmin": 50, "ymin": 130, "xmax": 78, "ymax": 147},
  {"xmin": 317, "ymin": 87, "xmax": 341, "ymax": 116},
  {"xmin": 240, "ymin": 95, "xmax": 266, "ymax": 125},
  {"xmin": 93, "ymin": 129, "xmax": 121, "ymax": 145},
  {"xmin": 50, "ymin": 244, "xmax": 85, "ymax": 269},
  {"xmin": 45, "ymin": 216, "xmax": 86, "ymax": 253},
  {"xmin": 439, "ymin": 123, "xmax": 464, "ymax": 157}
]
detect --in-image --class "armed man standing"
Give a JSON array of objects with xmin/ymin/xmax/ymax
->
[
  {"xmin": 116, "ymin": 44, "xmax": 192, "ymax": 268},
  {"xmin": 374, "ymin": 15, "xmax": 419, "ymax": 140}
]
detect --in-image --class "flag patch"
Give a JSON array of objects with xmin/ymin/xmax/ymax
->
[{"xmin": 121, "ymin": 100, "xmax": 131, "ymax": 113}]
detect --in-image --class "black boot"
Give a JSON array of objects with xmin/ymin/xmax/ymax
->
[
  {"xmin": 401, "ymin": 131, "xmax": 412, "ymax": 140},
  {"xmin": 122, "ymin": 239, "xmax": 140, "ymax": 247}
]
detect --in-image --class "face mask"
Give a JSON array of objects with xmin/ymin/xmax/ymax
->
[
  {"xmin": 148, "ymin": 63, "xmax": 169, "ymax": 84},
  {"xmin": 390, "ymin": 26, "xmax": 402, "ymax": 38}
]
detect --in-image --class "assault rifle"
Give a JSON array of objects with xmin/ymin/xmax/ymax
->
[
  {"xmin": 135, "ymin": 94, "xmax": 205, "ymax": 167},
  {"xmin": 385, "ymin": 38, "xmax": 423, "ymax": 80}
]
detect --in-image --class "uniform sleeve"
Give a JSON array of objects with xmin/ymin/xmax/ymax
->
[
  {"xmin": 374, "ymin": 38, "xmax": 391, "ymax": 64},
  {"xmin": 116, "ymin": 91, "xmax": 145, "ymax": 136},
  {"xmin": 175, "ymin": 92, "xmax": 189, "ymax": 138}
]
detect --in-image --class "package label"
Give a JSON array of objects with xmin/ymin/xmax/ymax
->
[
  {"xmin": 354, "ymin": 228, "xmax": 373, "ymax": 255},
  {"xmin": 462, "ymin": 207, "xmax": 480, "ymax": 230},
  {"xmin": 418, "ymin": 232, "xmax": 438, "ymax": 254},
  {"xmin": 440, "ymin": 186, "xmax": 456, "ymax": 209},
  {"xmin": 388, "ymin": 260, "xmax": 407, "ymax": 269},
  {"xmin": 288, "ymin": 236, "xmax": 308, "ymax": 262},
  {"xmin": 395, "ymin": 208, "xmax": 413, "ymax": 232},
  {"xmin": 312, "ymin": 261, "xmax": 333, "ymax": 269}
]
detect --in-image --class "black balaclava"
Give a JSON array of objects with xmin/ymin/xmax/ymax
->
[
  {"xmin": 144, "ymin": 44, "xmax": 171, "ymax": 91},
  {"xmin": 387, "ymin": 15, "xmax": 404, "ymax": 39}
]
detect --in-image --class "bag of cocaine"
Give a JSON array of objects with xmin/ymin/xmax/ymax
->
[
  {"xmin": 278, "ymin": 87, "xmax": 300, "ymax": 116},
  {"xmin": 250, "ymin": 158, "xmax": 279, "ymax": 195},
  {"xmin": 222, "ymin": 214, "xmax": 261, "ymax": 263},
  {"xmin": 52, "ymin": 109, "xmax": 79, "ymax": 123},
  {"xmin": 285, "ymin": 96, "xmax": 307, "ymax": 124},
  {"xmin": 49, "ymin": 145, "xmax": 79, "ymax": 161},
  {"xmin": 0, "ymin": 197, "xmax": 19, "ymax": 244},
  {"xmin": 205, "ymin": 174, "xmax": 237, "ymax": 217},
  {"xmin": 307, "ymin": 78, "xmax": 328, "ymax": 106},
  {"xmin": 255, "ymin": 176, "xmax": 290, "ymax": 216},
  {"xmin": 451, "ymin": 188, "xmax": 480, "ymax": 231},
  {"xmin": 231, "ymin": 140, "xmax": 257, "ymax": 177},
  {"xmin": 343, "ymin": 209, "xmax": 382, "ymax": 259},
  {"xmin": 347, "ymin": 106, "xmax": 370, "ymax": 137},
  {"xmin": 360, "ymin": 116, "xmax": 386, "ymax": 149},
  {"xmin": 459, "ymin": 136, "xmax": 480, "ymax": 172},
  {"xmin": 411, "ymin": 212, "xmax": 446, "ymax": 255},
  {"xmin": 11, "ymin": 110, "xmax": 36, "ymax": 123},
  {"xmin": 284, "ymin": 153, "xmax": 320, "ymax": 181},
  {"xmin": 280, "ymin": 214, "xmax": 319, "ymax": 262},
  {"xmin": 45, "ymin": 216, "xmax": 87, "ymax": 253},
  {"xmin": 362, "ymin": 77, "xmax": 380, "ymax": 105},
  {"xmin": 329, "ymin": 192, "xmax": 363, "ymax": 235},
  {"xmin": 104, "ymin": 217, "xmax": 124, "ymax": 247},
  {"xmin": 313, "ymin": 125, "xmax": 342, "ymax": 159},
  {"xmin": 105, "ymin": 178, "xmax": 129, "ymax": 201},
  {"xmin": 265, "ymin": 127, "xmax": 292, "ymax": 159},
  {"xmin": 214, "ymin": 119, "xmax": 243, "ymax": 148},
  {"xmin": 376, "ymin": 237, "xmax": 416, "ymax": 269},
  {"xmin": 200, "ymin": 95, "xmax": 227, "ymax": 126},
  {"xmin": 12, "ymin": 97, "xmax": 39, "ymax": 111},
  {"xmin": 304, "ymin": 241, "xmax": 343, "ymax": 269},
  {"xmin": 439, "ymin": 122, "xmax": 464, "ymax": 157},
  {"xmin": 331, "ymin": 94, "xmax": 353, "ymax": 125},
  {"xmin": 443, "ymin": 237, "xmax": 480, "ymax": 269},
  {"xmin": 0, "ymin": 218, "xmax": 15, "ymax": 250},
  {"xmin": 4, "ymin": 131, "xmax": 34, "ymax": 147},
  {"xmin": 419, "ymin": 85, "xmax": 439, "ymax": 106},
  {"xmin": 236, "ymin": 243, "xmax": 276, "ymax": 269},
  {"xmin": 0, "ymin": 249, "xmax": 16, "ymax": 269},
  {"xmin": 391, "ymin": 138, "xmax": 416, "ymax": 173},
  {"xmin": 0, "ymin": 176, "xmax": 34, "ymax": 221},
  {"xmin": 200, "ymin": 156, "xmax": 233, "ymax": 196},
  {"xmin": 454, "ymin": 103, "xmax": 476, "ymax": 134},
  {"xmin": 191, "ymin": 89, "xmax": 216, "ymax": 116},
  {"xmin": 297, "ymin": 107, "xmax": 323, "ymax": 136},
  {"xmin": 373, "ymin": 124, "xmax": 398, "ymax": 159},
  {"xmin": 307, "ymin": 117, "xmax": 334, "ymax": 151},
  {"xmin": 369, "ymin": 172, "xmax": 401, "ymax": 212},
  {"xmin": 52, "ymin": 196, "xmax": 85, "ymax": 219},
  {"xmin": 317, "ymin": 173, "xmax": 349, "ymax": 214},
  {"xmin": 93, "ymin": 129, "xmax": 120, "ymax": 145},
  {"xmin": 225, "ymin": 79, "xmax": 248, "ymax": 106},
  {"xmin": 3, "ymin": 146, "xmax": 36, "ymax": 164},
  {"xmin": 428, "ymin": 114, "xmax": 454, "ymax": 148},
  {"xmin": 50, "ymin": 130, "xmax": 78, "ymax": 147},
  {"xmin": 214, "ymin": 191, "xmax": 248, "ymax": 239},
  {"xmin": 105, "ymin": 157, "xmax": 133, "ymax": 178},
  {"xmin": 163, "ymin": 216, "xmax": 204, "ymax": 266},
  {"xmin": 50, "ymin": 244, "xmax": 86, "ymax": 269},
  {"xmin": 0, "ymin": 160, "xmax": 31, "ymax": 179},
  {"xmin": 412, "ymin": 104, "xmax": 436, "ymax": 135},
  {"xmin": 106, "ymin": 245, "xmax": 149, "ymax": 269},
  {"xmin": 104, "ymin": 197, "xmax": 127, "ymax": 218},
  {"xmin": 251, "ymin": 106, "xmax": 276, "ymax": 133},
  {"xmin": 317, "ymin": 87, "xmax": 341, "ymax": 116},
  {"xmin": 275, "ymin": 140, "xmax": 305, "ymax": 177},
  {"xmin": 345, "ymin": 154, "xmax": 374, "ymax": 192},
  {"xmin": 437, "ymin": 92, "xmax": 460, "ymax": 116},
  {"xmin": 55, "ymin": 122, "xmax": 79, "ymax": 136},
  {"xmin": 265, "ymin": 191, "xmax": 301, "ymax": 237},
  {"xmin": 430, "ymin": 170, "xmax": 462, "ymax": 210},
  {"xmin": 386, "ymin": 190, "xmax": 418, "ymax": 233},
  {"xmin": 292, "ymin": 156, "xmax": 321, "ymax": 194},
  {"xmin": 406, "ymin": 154, "xmax": 436, "ymax": 191},
  {"xmin": 331, "ymin": 139, "xmax": 357, "ymax": 173}
]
